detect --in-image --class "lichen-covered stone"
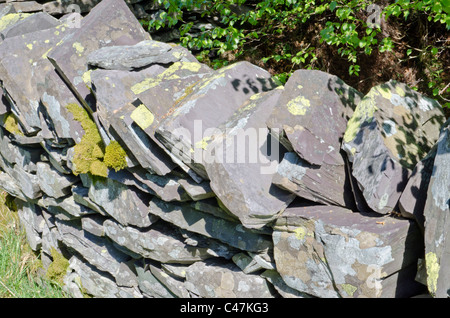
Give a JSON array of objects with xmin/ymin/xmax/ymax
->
[
  {"xmin": 342, "ymin": 81, "xmax": 446, "ymax": 214},
  {"xmin": 423, "ymin": 118, "xmax": 450, "ymax": 298},
  {"xmin": 185, "ymin": 259, "xmax": 275, "ymax": 298},
  {"xmin": 273, "ymin": 203, "xmax": 424, "ymax": 297},
  {"xmin": 47, "ymin": 0, "xmax": 151, "ymax": 109}
]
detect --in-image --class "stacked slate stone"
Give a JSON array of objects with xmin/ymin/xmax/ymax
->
[{"xmin": 0, "ymin": 0, "xmax": 448, "ymax": 298}]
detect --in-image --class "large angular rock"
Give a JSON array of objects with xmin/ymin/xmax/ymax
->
[
  {"xmin": 149, "ymin": 197, "xmax": 273, "ymax": 253},
  {"xmin": 156, "ymin": 61, "xmax": 278, "ymax": 180},
  {"xmin": 185, "ymin": 259, "xmax": 275, "ymax": 298},
  {"xmin": 40, "ymin": 69, "xmax": 85, "ymax": 142},
  {"xmin": 273, "ymin": 203, "xmax": 424, "ymax": 298},
  {"xmin": 267, "ymin": 70, "xmax": 361, "ymax": 208},
  {"xmin": 342, "ymin": 81, "xmax": 446, "ymax": 214},
  {"xmin": 47, "ymin": 0, "xmax": 151, "ymax": 109},
  {"xmin": 203, "ymin": 88, "xmax": 295, "ymax": 229},
  {"xmin": 0, "ymin": 22, "xmax": 74, "ymax": 134},
  {"xmin": 16, "ymin": 199, "xmax": 45, "ymax": 251},
  {"xmin": 0, "ymin": 12, "xmax": 59, "ymax": 40},
  {"xmin": 423, "ymin": 118, "xmax": 450, "ymax": 298}
]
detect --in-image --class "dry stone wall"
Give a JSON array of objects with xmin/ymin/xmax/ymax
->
[{"xmin": 0, "ymin": 0, "xmax": 449, "ymax": 298}]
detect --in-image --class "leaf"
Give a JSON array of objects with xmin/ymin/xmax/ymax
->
[{"xmin": 330, "ymin": 1, "xmax": 337, "ymax": 11}]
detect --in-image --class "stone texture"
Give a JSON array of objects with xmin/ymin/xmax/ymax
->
[
  {"xmin": 342, "ymin": 81, "xmax": 446, "ymax": 214},
  {"xmin": 87, "ymin": 40, "xmax": 181, "ymax": 71},
  {"xmin": 273, "ymin": 203, "xmax": 424, "ymax": 298},
  {"xmin": 47, "ymin": 0, "xmax": 151, "ymax": 109},
  {"xmin": 423, "ymin": 118, "xmax": 450, "ymax": 298},
  {"xmin": 149, "ymin": 197, "xmax": 273, "ymax": 253},
  {"xmin": 156, "ymin": 61, "xmax": 278, "ymax": 180},
  {"xmin": 185, "ymin": 259, "xmax": 275, "ymax": 298},
  {"xmin": 203, "ymin": 88, "xmax": 295, "ymax": 229}
]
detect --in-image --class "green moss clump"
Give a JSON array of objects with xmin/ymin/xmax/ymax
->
[
  {"xmin": 66, "ymin": 103, "xmax": 108, "ymax": 177},
  {"xmin": 46, "ymin": 248, "xmax": 69, "ymax": 286},
  {"xmin": 104, "ymin": 141, "xmax": 128, "ymax": 172}
]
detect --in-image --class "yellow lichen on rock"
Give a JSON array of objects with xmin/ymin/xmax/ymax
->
[{"xmin": 286, "ymin": 95, "xmax": 311, "ymax": 116}]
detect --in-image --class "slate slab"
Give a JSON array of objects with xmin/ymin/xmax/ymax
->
[
  {"xmin": 0, "ymin": 22, "xmax": 75, "ymax": 134},
  {"xmin": 156, "ymin": 61, "xmax": 278, "ymax": 180},
  {"xmin": 104, "ymin": 218, "xmax": 222, "ymax": 263},
  {"xmin": 342, "ymin": 80, "xmax": 446, "ymax": 214},
  {"xmin": 273, "ymin": 203, "xmax": 424, "ymax": 298},
  {"xmin": 185, "ymin": 259, "xmax": 275, "ymax": 298},
  {"xmin": 55, "ymin": 218, "xmax": 138, "ymax": 288},
  {"xmin": 47, "ymin": 0, "xmax": 151, "ymax": 110},
  {"xmin": 36, "ymin": 162, "xmax": 79, "ymax": 198},
  {"xmin": 0, "ymin": 11, "xmax": 59, "ymax": 40},
  {"xmin": 203, "ymin": 88, "xmax": 295, "ymax": 229},
  {"xmin": 87, "ymin": 40, "xmax": 182, "ymax": 71},
  {"xmin": 423, "ymin": 118, "xmax": 450, "ymax": 298},
  {"xmin": 149, "ymin": 197, "xmax": 273, "ymax": 253},
  {"xmin": 267, "ymin": 70, "xmax": 361, "ymax": 209}
]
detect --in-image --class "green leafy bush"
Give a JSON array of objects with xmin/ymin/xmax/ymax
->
[{"xmin": 142, "ymin": 0, "xmax": 449, "ymax": 109}]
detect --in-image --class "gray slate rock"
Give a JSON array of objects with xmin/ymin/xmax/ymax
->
[
  {"xmin": 267, "ymin": 70, "xmax": 361, "ymax": 208},
  {"xmin": 149, "ymin": 197, "xmax": 273, "ymax": 253},
  {"xmin": 423, "ymin": 118, "xmax": 450, "ymax": 298},
  {"xmin": 156, "ymin": 61, "xmax": 278, "ymax": 180},
  {"xmin": 87, "ymin": 40, "xmax": 180, "ymax": 71},
  {"xmin": 273, "ymin": 203, "xmax": 424, "ymax": 298},
  {"xmin": 36, "ymin": 162, "xmax": 78, "ymax": 198},
  {"xmin": 203, "ymin": 88, "xmax": 295, "ymax": 229},
  {"xmin": 0, "ymin": 11, "xmax": 59, "ymax": 40},
  {"xmin": 342, "ymin": 80, "xmax": 446, "ymax": 214},
  {"xmin": 47, "ymin": 0, "xmax": 151, "ymax": 109},
  {"xmin": 185, "ymin": 259, "xmax": 275, "ymax": 298}
]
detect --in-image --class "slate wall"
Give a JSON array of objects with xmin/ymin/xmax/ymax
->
[{"xmin": 0, "ymin": 0, "xmax": 449, "ymax": 298}]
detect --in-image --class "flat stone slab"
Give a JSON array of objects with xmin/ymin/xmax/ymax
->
[
  {"xmin": 342, "ymin": 80, "xmax": 446, "ymax": 214},
  {"xmin": 266, "ymin": 70, "xmax": 361, "ymax": 209},
  {"xmin": 36, "ymin": 162, "xmax": 78, "ymax": 198},
  {"xmin": 0, "ymin": 11, "xmax": 59, "ymax": 40},
  {"xmin": 81, "ymin": 173, "xmax": 157, "ymax": 228},
  {"xmin": 103, "ymin": 218, "xmax": 225, "ymax": 263},
  {"xmin": 156, "ymin": 61, "xmax": 278, "ymax": 180},
  {"xmin": 273, "ymin": 203, "xmax": 424, "ymax": 297},
  {"xmin": 423, "ymin": 118, "xmax": 450, "ymax": 298},
  {"xmin": 267, "ymin": 69, "xmax": 361, "ymax": 166},
  {"xmin": 87, "ymin": 40, "xmax": 183, "ymax": 71},
  {"xmin": 0, "ymin": 22, "xmax": 74, "ymax": 134},
  {"xmin": 273, "ymin": 151, "xmax": 355, "ymax": 208},
  {"xmin": 149, "ymin": 197, "xmax": 273, "ymax": 253},
  {"xmin": 203, "ymin": 88, "xmax": 295, "ymax": 229},
  {"xmin": 55, "ymin": 218, "xmax": 138, "ymax": 288},
  {"xmin": 185, "ymin": 259, "xmax": 275, "ymax": 298},
  {"xmin": 47, "ymin": 0, "xmax": 151, "ymax": 109}
]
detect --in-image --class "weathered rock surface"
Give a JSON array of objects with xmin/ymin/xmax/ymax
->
[
  {"xmin": 423, "ymin": 118, "xmax": 450, "ymax": 298},
  {"xmin": 203, "ymin": 88, "xmax": 295, "ymax": 229},
  {"xmin": 267, "ymin": 70, "xmax": 361, "ymax": 209},
  {"xmin": 47, "ymin": 0, "xmax": 150, "ymax": 109},
  {"xmin": 342, "ymin": 81, "xmax": 446, "ymax": 214},
  {"xmin": 0, "ymin": 0, "xmax": 448, "ymax": 299},
  {"xmin": 273, "ymin": 203, "xmax": 424, "ymax": 297}
]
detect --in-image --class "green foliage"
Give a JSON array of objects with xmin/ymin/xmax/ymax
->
[{"xmin": 142, "ymin": 0, "xmax": 449, "ymax": 109}]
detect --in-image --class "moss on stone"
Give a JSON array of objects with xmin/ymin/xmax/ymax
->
[
  {"xmin": 104, "ymin": 141, "xmax": 128, "ymax": 172},
  {"xmin": 66, "ymin": 103, "xmax": 108, "ymax": 177},
  {"xmin": 45, "ymin": 248, "xmax": 69, "ymax": 286}
]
